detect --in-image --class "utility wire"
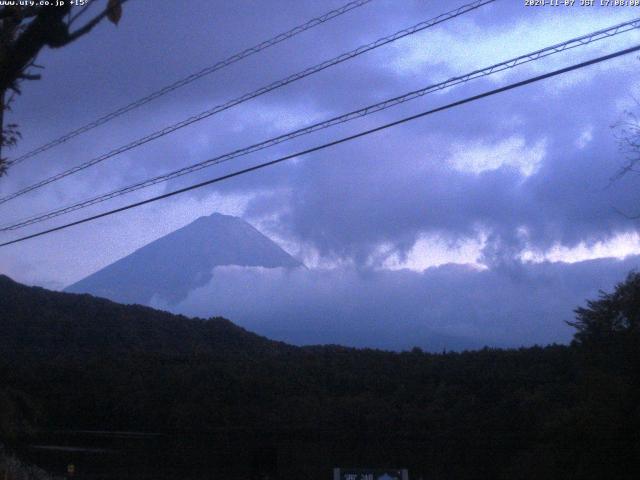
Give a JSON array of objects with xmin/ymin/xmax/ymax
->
[
  {"xmin": 6, "ymin": 0, "xmax": 374, "ymax": 167},
  {"xmin": 0, "ymin": 0, "xmax": 494, "ymax": 205},
  {"xmin": 2, "ymin": 43, "xmax": 638, "ymax": 248},
  {"xmin": 3, "ymin": 16, "xmax": 639, "ymax": 232}
]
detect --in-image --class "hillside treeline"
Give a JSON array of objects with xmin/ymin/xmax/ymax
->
[{"xmin": 0, "ymin": 273, "xmax": 638, "ymax": 479}]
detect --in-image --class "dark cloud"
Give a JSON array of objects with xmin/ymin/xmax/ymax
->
[{"xmin": 252, "ymin": 59, "xmax": 640, "ymax": 263}]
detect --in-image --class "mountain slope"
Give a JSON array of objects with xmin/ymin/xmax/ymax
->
[
  {"xmin": 65, "ymin": 212, "xmax": 301, "ymax": 305},
  {"xmin": 0, "ymin": 274, "xmax": 287, "ymax": 360}
]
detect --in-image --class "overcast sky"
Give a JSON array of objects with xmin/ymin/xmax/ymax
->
[{"xmin": 2, "ymin": 0, "xmax": 640, "ymax": 349}]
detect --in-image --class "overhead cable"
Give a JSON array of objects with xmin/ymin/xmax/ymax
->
[
  {"xmin": 3, "ymin": 16, "xmax": 638, "ymax": 232},
  {"xmin": 2, "ymin": 43, "xmax": 638, "ymax": 247},
  {"xmin": 7, "ymin": 0, "xmax": 375, "ymax": 167},
  {"xmin": 0, "ymin": 0, "xmax": 494, "ymax": 205}
]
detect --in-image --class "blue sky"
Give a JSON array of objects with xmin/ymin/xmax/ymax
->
[{"xmin": 1, "ymin": 0, "xmax": 640, "ymax": 349}]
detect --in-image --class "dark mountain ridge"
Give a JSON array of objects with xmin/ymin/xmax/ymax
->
[
  {"xmin": 1, "ymin": 275, "xmax": 638, "ymax": 479},
  {"xmin": 1, "ymin": 274, "xmax": 288, "ymax": 360}
]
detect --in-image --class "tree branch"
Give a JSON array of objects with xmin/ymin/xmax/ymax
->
[
  {"xmin": 0, "ymin": 0, "xmax": 128, "ymax": 176},
  {"xmin": 68, "ymin": 3, "xmax": 96, "ymax": 27},
  {"xmin": 66, "ymin": 0, "xmax": 128, "ymax": 42},
  {"xmin": 0, "ymin": 1, "xmax": 128, "ymax": 92}
]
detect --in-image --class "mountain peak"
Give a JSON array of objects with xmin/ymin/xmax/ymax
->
[{"xmin": 65, "ymin": 213, "xmax": 301, "ymax": 306}]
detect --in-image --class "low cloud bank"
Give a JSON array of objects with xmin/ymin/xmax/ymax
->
[{"xmin": 157, "ymin": 256, "xmax": 640, "ymax": 351}]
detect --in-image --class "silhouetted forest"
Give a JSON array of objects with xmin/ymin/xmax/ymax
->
[{"xmin": 0, "ymin": 273, "xmax": 639, "ymax": 479}]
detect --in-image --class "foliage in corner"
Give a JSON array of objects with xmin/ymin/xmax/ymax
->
[{"xmin": 0, "ymin": 0, "xmax": 126, "ymax": 174}]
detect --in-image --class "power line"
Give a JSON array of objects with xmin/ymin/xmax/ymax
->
[
  {"xmin": 0, "ymin": 0, "xmax": 495, "ymax": 206},
  {"xmin": 3, "ymin": 16, "xmax": 639, "ymax": 232},
  {"xmin": 2, "ymin": 43, "xmax": 638, "ymax": 248},
  {"xmin": 6, "ymin": 0, "xmax": 374, "ymax": 167}
]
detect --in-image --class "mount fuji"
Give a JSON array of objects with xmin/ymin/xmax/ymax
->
[{"xmin": 65, "ymin": 213, "xmax": 302, "ymax": 306}]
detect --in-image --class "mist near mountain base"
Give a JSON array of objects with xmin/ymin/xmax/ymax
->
[{"xmin": 156, "ymin": 255, "xmax": 640, "ymax": 351}]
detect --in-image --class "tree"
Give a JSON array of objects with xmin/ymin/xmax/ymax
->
[
  {"xmin": 566, "ymin": 272, "xmax": 640, "ymax": 479},
  {"xmin": 569, "ymin": 271, "xmax": 640, "ymax": 345},
  {"xmin": 611, "ymin": 99, "xmax": 640, "ymax": 190},
  {"xmin": 0, "ymin": 0, "xmax": 126, "ymax": 175}
]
